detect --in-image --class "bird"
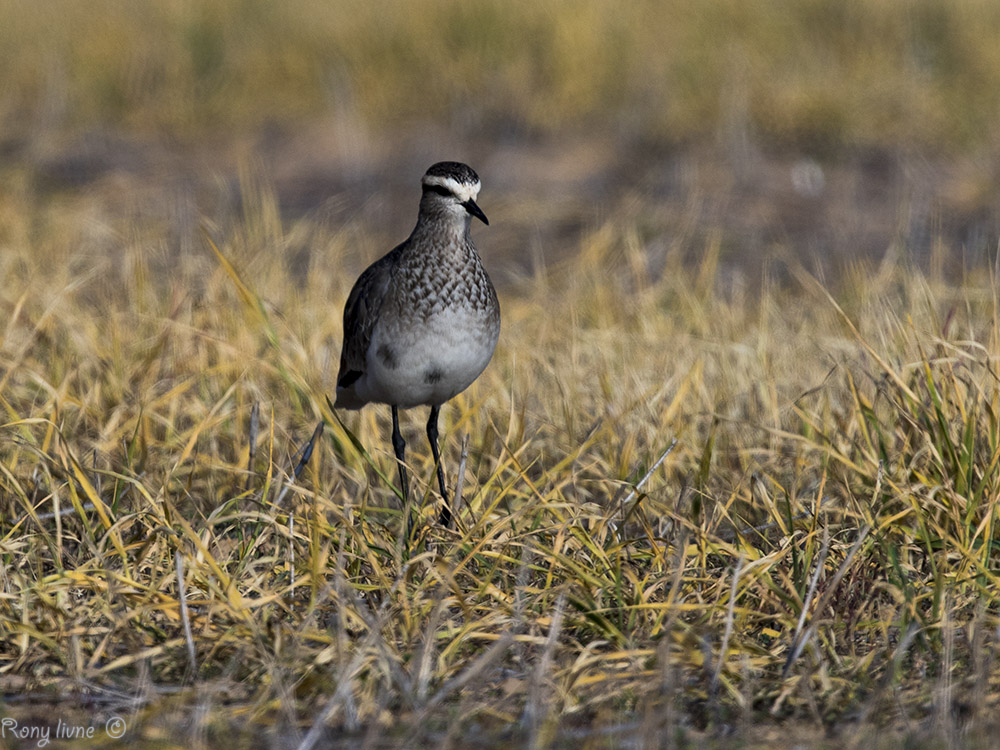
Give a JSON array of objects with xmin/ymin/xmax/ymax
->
[{"xmin": 335, "ymin": 161, "xmax": 500, "ymax": 529}]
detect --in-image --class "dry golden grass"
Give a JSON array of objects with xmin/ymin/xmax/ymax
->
[
  {"xmin": 2, "ymin": 165, "xmax": 1000, "ymax": 747},
  {"xmin": 3, "ymin": 0, "xmax": 1000, "ymax": 747},
  {"xmin": 3, "ymin": 0, "xmax": 1000, "ymax": 152}
]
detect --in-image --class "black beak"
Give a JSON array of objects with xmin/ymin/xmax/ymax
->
[{"xmin": 463, "ymin": 199, "xmax": 489, "ymax": 225}]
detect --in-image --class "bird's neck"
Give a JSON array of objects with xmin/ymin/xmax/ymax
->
[{"xmin": 409, "ymin": 214, "xmax": 473, "ymax": 257}]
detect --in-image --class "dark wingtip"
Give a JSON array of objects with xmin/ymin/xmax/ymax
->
[{"xmin": 337, "ymin": 370, "xmax": 362, "ymax": 389}]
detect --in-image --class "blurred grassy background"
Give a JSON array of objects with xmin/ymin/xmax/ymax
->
[
  {"xmin": 4, "ymin": 0, "xmax": 1000, "ymax": 150},
  {"xmin": 2, "ymin": 0, "xmax": 999, "ymax": 280}
]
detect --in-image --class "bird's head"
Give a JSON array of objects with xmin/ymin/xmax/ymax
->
[{"xmin": 420, "ymin": 161, "xmax": 489, "ymax": 227}]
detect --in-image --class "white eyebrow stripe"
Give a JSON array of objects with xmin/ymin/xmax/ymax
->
[{"xmin": 422, "ymin": 175, "xmax": 481, "ymax": 203}]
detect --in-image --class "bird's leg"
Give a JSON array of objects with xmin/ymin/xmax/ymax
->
[
  {"xmin": 393, "ymin": 405, "xmax": 420, "ymax": 543},
  {"xmin": 391, "ymin": 405, "xmax": 409, "ymax": 500},
  {"xmin": 427, "ymin": 405, "xmax": 452, "ymax": 527}
]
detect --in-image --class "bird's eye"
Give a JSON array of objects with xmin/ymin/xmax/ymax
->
[{"xmin": 425, "ymin": 184, "xmax": 454, "ymax": 198}]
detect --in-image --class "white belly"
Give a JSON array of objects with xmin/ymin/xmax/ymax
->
[{"xmin": 359, "ymin": 307, "xmax": 499, "ymax": 408}]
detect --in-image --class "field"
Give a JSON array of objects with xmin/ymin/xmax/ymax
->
[{"xmin": 3, "ymin": 1, "xmax": 1000, "ymax": 748}]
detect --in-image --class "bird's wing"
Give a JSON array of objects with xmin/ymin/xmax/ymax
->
[{"xmin": 336, "ymin": 248, "xmax": 399, "ymax": 389}]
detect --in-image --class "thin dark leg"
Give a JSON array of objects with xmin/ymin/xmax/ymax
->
[
  {"xmin": 427, "ymin": 406, "xmax": 452, "ymax": 526},
  {"xmin": 393, "ymin": 405, "xmax": 418, "ymax": 542},
  {"xmin": 391, "ymin": 405, "xmax": 408, "ymax": 501}
]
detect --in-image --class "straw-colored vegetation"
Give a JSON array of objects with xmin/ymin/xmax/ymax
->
[
  {"xmin": 3, "ymin": 0, "xmax": 1000, "ymax": 151},
  {"xmin": 4, "ymin": 173, "xmax": 1000, "ymax": 746},
  {"xmin": 2, "ymin": 1, "xmax": 1000, "ymax": 748}
]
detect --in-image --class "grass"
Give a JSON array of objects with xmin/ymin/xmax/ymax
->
[
  {"xmin": 2, "ymin": 164, "xmax": 1000, "ymax": 747},
  {"xmin": 3, "ymin": 0, "xmax": 1000, "ymax": 153},
  {"xmin": 3, "ymin": 0, "xmax": 1000, "ymax": 747}
]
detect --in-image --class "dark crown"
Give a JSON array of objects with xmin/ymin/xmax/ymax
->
[{"xmin": 423, "ymin": 162, "xmax": 480, "ymax": 186}]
